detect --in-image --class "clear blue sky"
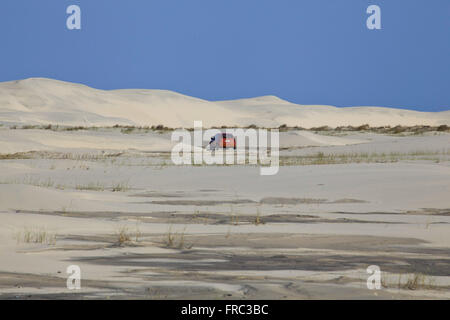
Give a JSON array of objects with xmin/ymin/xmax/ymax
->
[{"xmin": 1, "ymin": 0, "xmax": 449, "ymax": 111}]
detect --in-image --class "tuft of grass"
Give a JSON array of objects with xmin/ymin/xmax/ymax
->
[
  {"xmin": 166, "ymin": 226, "xmax": 175, "ymax": 247},
  {"xmin": 111, "ymin": 181, "xmax": 130, "ymax": 192},
  {"xmin": 278, "ymin": 150, "xmax": 450, "ymax": 166},
  {"xmin": 403, "ymin": 273, "xmax": 434, "ymax": 290},
  {"xmin": 381, "ymin": 273, "xmax": 436, "ymax": 290},
  {"xmin": 229, "ymin": 205, "xmax": 239, "ymax": 226},
  {"xmin": 0, "ymin": 176, "xmax": 55, "ymax": 188},
  {"xmin": 164, "ymin": 226, "xmax": 192, "ymax": 249},
  {"xmin": 75, "ymin": 181, "xmax": 129, "ymax": 192},
  {"xmin": 114, "ymin": 224, "xmax": 143, "ymax": 246},
  {"xmin": 15, "ymin": 227, "xmax": 57, "ymax": 245},
  {"xmin": 116, "ymin": 226, "xmax": 132, "ymax": 245},
  {"xmin": 253, "ymin": 206, "xmax": 265, "ymax": 226},
  {"xmin": 76, "ymin": 182, "xmax": 105, "ymax": 191}
]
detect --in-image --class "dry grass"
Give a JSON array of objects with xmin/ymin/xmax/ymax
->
[
  {"xmin": 279, "ymin": 150, "xmax": 450, "ymax": 166},
  {"xmin": 14, "ymin": 227, "xmax": 57, "ymax": 245},
  {"xmin": 310, "ymin": 124, "xmax": 450, "ymax": 134},
  {"xmin": 111, "ymin": 181, "xmax": 130, "ymax": 192},
  {"xmin": 0, "ymin": 176, "xmax": 56, "ymax": 188},
  {"xmin": 253, "ymin": 206, "xmax": 265, "ymax": 226},
  {"xmin": 8, "ymin": 123, "xmax": 450, "ymax": 134},
  {"xmin": 116, "ymin": 226, "xmax": 131, "ymax": 245},
  {"xmin": 402, "ymin": 273, "xmax": 435, "ymax": 290},
  {"xmin": 0, "ymin": 151, "xmax": 123, "ymax": 161},
  {"xmin": 381, "ymin": 273, "xmax": 437, "ymax": 290},
  {"xmin": 229, "ymin": 205, "xmax": 240, "ymax": 226},
  {"xmin": 164, "ymin": 226, "xmax": 192, "ymax": 249},
  {"xmin": 75, "ymin": 181, "xmax": 129, "ymax": 192},
  {"xmin": 115, "ymin": 225, "xmax": 142, "ymax": 246},
  {"xmin": 0, "ymin": 175, "xmax": 130, "ymax": 192},
  {"xmin": 8, "ymin": 124, "xmax": 175, "ymax": 133},
  {"xmin": 76, "ymin": 182, "xmax": 105, "ymax": 191}
]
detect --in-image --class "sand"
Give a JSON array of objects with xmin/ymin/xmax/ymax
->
[
  {"xmin": 0, "ymin": 128, "xmax": 449, "ymax": 299},
  {"xmin": 0, "ymin": 78, "xmax": 449, "ymax": 299}
]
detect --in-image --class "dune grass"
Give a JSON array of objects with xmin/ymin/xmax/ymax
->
[
  {"xmin": 76, "ymin": 182, "xmax": 105, "ymax": 191},
  {"xmin": 115, "ymin": 225, "xmax": 142, "ymax": 246},
  {"xmin": 253, "ymin": 206, "xmax": 265, "ymax": 226},
  {"xmin": 164, "ymin": 226, "xmax": 192, "ymax": 249},
  {"xmin": 0, "ymin": 176, "xmax": 57, "ymax": 188},
  {"xmin": 278, "ymin": 150, "xmax": 450, "ymax": 166},
  {"xmin": 381, "ymin": 272, "xmax": 437, "ymax": 291},
  {"xmin": 14, "ymin": 227, "xmax": 57, "ymax": 245}
]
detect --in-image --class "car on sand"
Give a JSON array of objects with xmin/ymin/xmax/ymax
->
[{"xmin": 208, "ymin": 133, "xmax": 236, "ymax": 150}]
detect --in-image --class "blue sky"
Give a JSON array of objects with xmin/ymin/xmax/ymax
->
[{"xmin": 0, "ymin": 0, "xmax": 449, "ymax": 111}]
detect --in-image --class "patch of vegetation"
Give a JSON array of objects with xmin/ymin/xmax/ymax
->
[
  {"xmin": 253, "ymin": 206, "xmax": 265, "ymax": 226},
  {"xmin": 115, "ymin": 225, "xmax": 142, "ymax": 246},
  {"xmin": 279, "ymin": 150, "xmax": 450, "ymax": 166},
  {"xmin": 0, "ymin": 176, "xmax": 56, "ymax": 188},
  {"xmin": 76, "ymin": 182, "xmax": 105, "ymax": 191},
  {"xmin": 0, "ymin": 151, "xmax": 123, "ymax": 161},
  {"xmin": 75, "ymin": 181, "xmax": 130, "ymax": 192},
  {"xmin": 14, "ymin": 227, "xmax": 57, "ymax": 245},
  {"xmin": 111, "ymin": 181, "xmax": 130, "ymax": 192},
  {"xmin": 382, "ymin": 273, "xmax": 437, "ymax": 291},
  {"xmin": 115, "ymin": 124, "xmax": 173, "ymax": 134},
  {"xmin": 164, "ymin": 226, "xmax": 192, "ymax": 249},
  {"xmin": 311, "ymin": 124, "xmax": 450, "ymax": 135},
  {"xmin": 7, "ymin": 124, "xmax": 176, "ymax": 133}
]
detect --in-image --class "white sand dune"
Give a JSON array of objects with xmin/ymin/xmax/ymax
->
[{"xmin": 0, "ymin": 78, "xmax": 448, "ymax": 128}]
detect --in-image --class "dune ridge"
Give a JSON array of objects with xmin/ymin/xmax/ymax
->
[{"xmin": 0, "ymin": 78, "xmax": 448, "ymax": 128}]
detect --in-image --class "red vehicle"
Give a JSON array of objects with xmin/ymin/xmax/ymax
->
[{"xmin": 209, "ymin": 133, "xmax": 236, "ymax": 150}]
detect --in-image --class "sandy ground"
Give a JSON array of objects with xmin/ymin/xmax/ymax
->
[{"xmin": 0, "ymin": 128, "xmax": 449, "ymax": 299}]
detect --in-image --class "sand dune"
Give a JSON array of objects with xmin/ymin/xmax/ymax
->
[{"xmin": 0, "ymin": 78, "xmax": 448, "ymax": 128}]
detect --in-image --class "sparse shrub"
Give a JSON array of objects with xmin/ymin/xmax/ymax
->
[
  {"xmin": 356, "ymin": 124, "xmax": 370, "ymax": 131},
  {"xmin": 311, "ymin": 125, "xmax": 332, "ymax": 131},
  {"xmin": 391, "ymin": 125, "xmax": 407, "ymax": 134},
  {"xmin": 116, "ymin": 226, "xmax": 131, "ymax": 245}
]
